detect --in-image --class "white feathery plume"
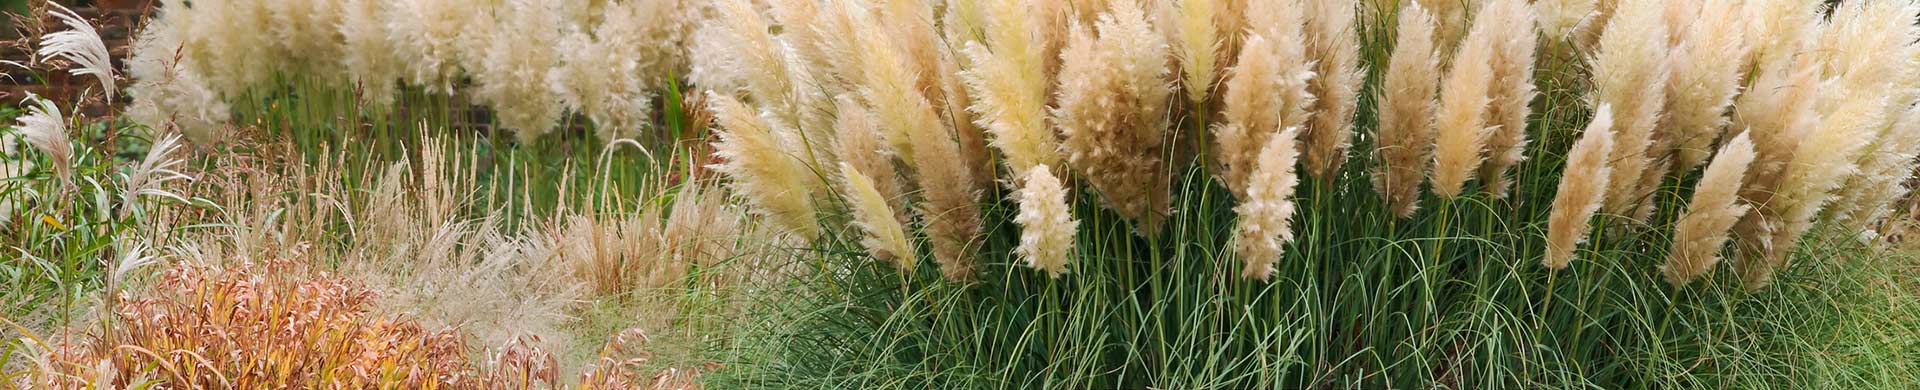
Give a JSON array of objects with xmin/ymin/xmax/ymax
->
[
  {"xmin": 1372, "ymin": 2, "xmax": 1439, "ymax": 217},
  {"xmin": 1233, "ymin": 127, "xmax": 1302, "ymax": 281},
  {"xmin": 1014, "ymin": 165, "xmax": 1079, "ymax": 278},
  {"xmin": 1591, "ymin": 0, "xmax": 1669, "ymax": 218},
  {"xmin": 38, "ymin": 2, "xmax": 116, "ymax": 101},
  {"xmin": 15, "ymin": 94, "xmax": 73, "ymax": 185},
  {"xmin": 1301, "ymin": 0, "xmax": 1363, "ymax": 181},
  {"xmin": 1662, "ymin": 132, "xmax": 1755, "ymax": 286},
  {"xmin": 1543, "ymin": 105, "xmax": 1615, "ymax": 270}
]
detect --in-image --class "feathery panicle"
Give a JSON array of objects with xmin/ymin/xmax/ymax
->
[
  {"xmin": 1742, "ymin": 0, "xmax": 1820, "ymax": 71},
  {"xmin": 1373, "ymin": 2, "xmax": 1439, "ymax": 217},
  {"xmin": 15, "ymin": 94, "xmax": 73, "ymax": 185},
  {"xmin": 1591, "ymin": 0, "xmax": 1669, "ymax": 217},
  {"xmin": 833, "ymin": 96, "xmax": 909, "ymax": 225},
  {"xmin": 1428, "ymin": 10, "xmax": 1500, "ymax": 199},
  {"xmin": 1727, "ymin": 54, "xmax": 1819, "ymax": 286},
  {"xmin": 1233, "ymin": 127, "xmax": 1303, "ymax": 281},
  {"xmin": 1663, "ymin": 132, "xmax": 1755, "ymax": 286},
  {"xmin": 1543, "ymin": 105, "xmax": 1616, "ymax": 269},
  {"xmin": 1742, "ymin": 90, "xmax": 1881, "ymax": 289},
  {"xmin": 709, "ymin": 92, "xmax": 822, "ymax": 241},
  {"xmin": 1054, "ymin": 2, "xmax": 1175, "ymax": 236},
  {"xmin": 1014, "ymin": 165, "xmax": 1078, "ymax": 278},
  {"xmin": 126, "ymin": 20, "xmax": 229, "ymax": 143},
  {"xmin": 1816, "ymin": 0, "xmax": 1919, "ymax": 98},
  {"xmin": 470, "ymin": 0, "xmax": 565, "ymax": 141},
  {"xmin": 1664, "ymin": 0, "xmax": 1749, "ymax": 173},
  {"xmin": 121, "ymin": 133, "xmax": 194, "ymax": 213},
  {"xmin": 840, "ymin": 162, "xmax": 918, "ymax": 273},
  {"xmin": 338, "ymin": 0, "xmax": 405, "ymax": 106},
  {"xmin": 962, "ymin": 0, "xmax": 1061, "ymax": 177},
  {"xmin": 1827, "ymin": 106, "xmax": 1920, "ymax": 234},
  {"xmin": 1477, "ymin": 0, "xmax": 1539, "ymax": 199},
  {"xmin": 267, "ymin": 0, "xmax": 343, "ymax": 80},
  {"xmin": 38, "ymin": 2, "xmax": 116, "ymax": 101},
  {"xmin": 1301, "ymin": 0, "xmax": 1363, "ymax": 181},
  {"xmin": 388, "ymin": 0, "xmax": 485, "ymax": 93},
  {"xmin": 857, "ymin": 16, "xmax": 985, "ymax": 282},
  {"xmin": 705, "ymin": 0, "xmax": 798, "ymax": 119},
  {"xmin": 1536, "ymin": 0, "xmax": 1598, "ymax": 41},
  {"xmin": 1170, "ymin": 0, "xmax": 1221, "ymax": 103},
  {"xmin": 1215, "ymin": 0, "xmax": 1314, "ymax": 198}
]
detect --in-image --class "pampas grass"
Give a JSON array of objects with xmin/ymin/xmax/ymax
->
[
  {"xmin": 1544, "ymin": 105, "xmax": 1615, "ymax": 269},
  {"xmin": 1476, "ymin": 0, "xmax": 1538, "ymax": 199},
  {"xmin": 1744, "ymin": 88, "xmax": 1884, "ymax": 288},
  {"xmin": 1591, "ymin": 0, "xmax": 1669, "ymax": 217},
  {"xmin": 1663, "ymin": 132, "xmax": 1754, "ymax": 286},
  {"xmin": 1169, "ymin": 0, "xmax": 1222, "ymax": 103},
  {"xmin": 710, "ymin": 92, "xmax": 822, "ymax": 240},
  {"xmin": 962, "ymin": 0, "xmax": 1062, "ymax": 176},
  {"xmin": 469, "ymin": 0, "xmax": 566, "ymax": 141},
  {"xmin": 1663, "ymin": 0, "xmax": 1749, "ymax": 173},
  {"xmin": 1014, "ymin": 165, "xmax": 1078, "ymax": 277},
  {"xmin": 1372, "ymin": 2, "xmax": 1438, "ymax": 218},
  {"xmin": 1429, "ymin": 4, "xmax": 1500, "ymax": 199},
  {"xmin": 841, "ymin": 162, "xmax": 918, "ymax": 272},
  {"xmin": 126, "ymin": 20, "xmax": 229, "ymax": 142},
  {"xmin": 1233, "ymin": 127, "xmax": 1302, "ymax": 280},
  {"xmin": 1053, "ymin": 1, "xmax": 1175, "ymax": 236},
  {"xmin": 1215, "ymin": 0, "xmax": 1314, "ymax": 199},
  {"xmin": 1301, "ymin": 0, "xmax": 1362, "ymax": 181}
]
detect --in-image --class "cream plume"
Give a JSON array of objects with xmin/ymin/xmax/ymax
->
[
  {"xmin": 1014, "ymin": 165, "xmax": 1079, "ymax": 278},
  {"xmin": 1301, "ymin": 0, "xmax": 1363, "ymax": 181},
  {"xmin": 1543, "ymin": 105, "xmax": 1615, "ymax": 270},
  {"xmin": 1663, "ymin": 0, "xmax": 1750, "ymax": 173},
  {"xmin": 840, "ymin": 162, "xmax": 918, "ymax": 273},
  {"xmin": 1233, "ymin": 127, "xmax": 1302, "ymax": 281},
  {"xmin": 1428, "ymin": 9, "xmax": 1499, "ymax": 199},
  {"xmin": 1053, "ymin": 2, "xmax": 1175, "ymax": 236},
  {"xmin": 1372, "ymin": 2, "xmax": 1439, "ymax": 218},
  {"xmin": 962, "ymin": 0, "xmax": 1061, "ymax": 177},
  {"xmin": 1591, "ymin": 0, "xmax": 1669, "ymax": 217},
  {"xmin": 1477, "ymin": 0, "xmax": 1539, "ymax": 199},
  {"xmin": 1663, "ymin": 132, "xmax": 1755, "ymax": 286},
  {"xmin": 709, "ymin": 92, "xmax": 822, "ymax": 240},
  {"xmin": 1215, "ymin": 0, "xmax": 1314, "ymax": 199},
  {"xmin": 38, "ymin": 2, "xmax": 116, "ymax": 101}
]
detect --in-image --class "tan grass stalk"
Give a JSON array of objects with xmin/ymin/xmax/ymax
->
[
  {"xmin": 1663, "ymin": 132, "xmax": 1755, "ymax": 286},
  {"xmin": 1053, "ymin": 1, "xmax": 1175, "ymax": 236},
  {"xmin": 1543, "ymin": 105, "xmax": 1616, "ymax": 269},
  {"xmin": 1014, "ymin": 165, "xmax": 1079, "ymax": 277},
  {"xmin": 1591, "ymin": 0, "xmax": 1669, "ymax": 217},
  {"xmin": 1428, "ymin": 8, "xmax": 1500, "ymax": 199},
  {"xmin": 708, "ymin": 92, "xmax": 822, "ymax": 240},
  {"xmin": 1663, "ymin": 0, "xmax": 1749, "ymax": 173},
  {"xmin": 857, "ymin": 17, "xmax": 985, "ymax": 282},
  {"xmin": 1372, "ymin": 2, "xmax": 1440, "ymax": 218},
  {"xmin": 840, "ymin": 162, "xmax": 919, "ymax": 273},
  {"xmin": 1477, "ymin": 0, "xmax": 1538, "ymax": 199},
  {"xmin": 1233, "ymin": 127, "xmax": 1303, "ymax": 280}
]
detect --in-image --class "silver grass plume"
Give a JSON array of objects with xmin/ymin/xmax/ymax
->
[
  {"xmin": 1301, "ymin": 0, "xmax": 1364, "ymax": 181},
  {"xmin": 1053, "ymin": 1, "xmax": 1175, "ymax": 236},
  {"xmin": 38, "ymin": 2, "xmax": 116, "ymax": 101},
  {"xmin": 1477, "ymin": 0, "xmax": 1539, "ymax": 199},
  {"xmin": 125, "ymin": 19, "xmax": 229, "ymax": 143},
  {"xmin": 1014, "ymin": 165, "xmax": 1078, "ymax": 278},
  {"xmin": 1663, "ymin": 132, "xmax": 1755, "ymax": 286},
  {"xmin": 1543, "ymin": 105, "xmax": 1615, "ymax": 270},
  {"xmin": 1233, "ymin": 127, "xmax": 1302, "ymax": 281},
  {"xmin": 1815, "ymin": 0, "xmax": 1920, "ymax": 234},
  {"xmin": 709, "ymin": 92, "xmax": 822, "ymax": 241},
  {"xmin": 15, "ymin": 94, "xmax": 73, "ymax": 186},
  {"xmin": 1372, "ymin": 2, "xmax": 1439, "ymax": 218},
  {"xmin": 1591, "ymin": 0, "xmax": 1669, "ymax": 218}
]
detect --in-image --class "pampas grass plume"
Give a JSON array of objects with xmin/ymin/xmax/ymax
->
[
  {"xmin": 1428, "ymin": 12, "xmax": 1499, "ymax": 199},
  {"xmin": 1372, "ymin": 2, "xmax": 1439, "ymax": 217},
  {"xmin": 1592, "ymin": 0, "xmax": 1669, "ymax": 216},
  {"xmin": 1053, "ymin": 1, "xmax": 1175, "ymax": 236},
  {"xmin": 962, "ymin": 0, "xmax": 1061, "ymax": 176},
  {"xmin": 1663, "ymin": 132, "xmax": 1755, "ymax": 286},
  {"xmin": 1664, "ymin": 0, "xmax": 1749, "ymax": 173},
  {"xmin": 1233, "ymin": 127, "xmax": 1302, "ymax": 281},
  {"xmin": 1171, "ymin": 0, "xmax": 1221, "ymax": 103},
  {"xmin": 1215, "ymin": 0, "xmax": 1314, "ymax": 198},
  {"xmin": 709, "ymin": 92, "xmax": 822, "ymax": 240},
  {"xmin": 840, "ymin": 162, "xmax": 918, "ymax": 273},
  {"xmin": 1014, "ymin": 165, "xmax": 1078, "ymax": 278},
  {"xmin": 1302, "ymin": 0, "xmax": 1363, "ymax": 181},
  {"xmin": 1477, "ymin": 0, "xmax": 1538, "ymax": 199},
  {"xmin": 1544, "ymin": 105, "xmax": 1615, "ymax": 270}
]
